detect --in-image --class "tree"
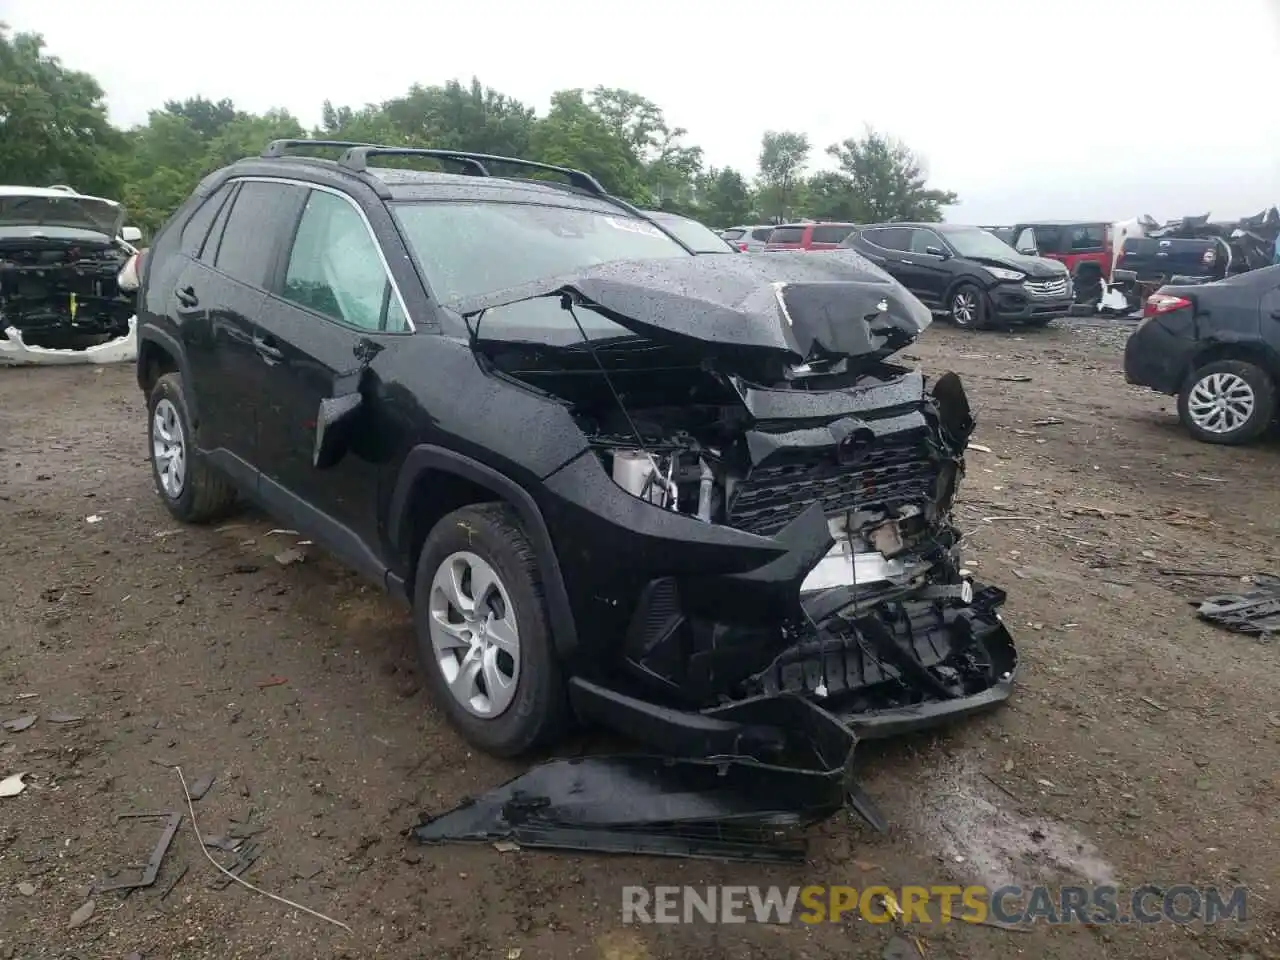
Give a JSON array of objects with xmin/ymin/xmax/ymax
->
[
  {"xmin": 698, "ymin": 167, "xmax": 754, "ymax": 227},
  {"xmin": 529, "ymin": 90, "xmax": 649, "ymax": 202},
  {"xmin": 825, "ymin": 127, "xmax": 957, "ymax": 222},
  {"xmin": 0, "ymin": 26, "xmax": 123, "ymax": 196},
  {"xmin": 756, "ymin": 131, "xmax": 810, "ymax": 222},
  {"xmin": 161, "ymin": 96, "xmax": 241, "ymax": 140},
  {"xmin": 587, "ymin": 87, "xmax": 703, "ymax": 205},
  {"xmin": 381, "ymin": 78, "xmax": 536, "ymax": 158}
]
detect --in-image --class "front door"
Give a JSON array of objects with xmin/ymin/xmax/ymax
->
[
  {"xmin": 899, "ymin": 228, "xmax": 953, "ymax": 308},
  {"xmin": 251, "ymin": 187, "xmax": 413, "ymax": 557}
]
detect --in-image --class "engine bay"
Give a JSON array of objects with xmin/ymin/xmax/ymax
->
[{"xmin": 0, "ymin": 239, "xmax": 134, "ymax": 343}]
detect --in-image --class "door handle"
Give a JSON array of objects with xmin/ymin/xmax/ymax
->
[
  {"xmin": 1271, "ymin": 310, "xmax": 1280, "ymax": 320},
  {"xmin": 252, "ymin": 336, "xmax": 283, "ymax": 362},
  {"xmin": 175, "ymin": 285, "xmax": 198, "ymax": 307},
  {"xmin": 900, "ymin": 258, "xmax": 915, "ymax": 264}
]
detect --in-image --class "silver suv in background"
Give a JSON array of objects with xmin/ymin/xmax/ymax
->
[{"xmin": 720, "ymin": 224, "xmax": 775, "ymax": 252}]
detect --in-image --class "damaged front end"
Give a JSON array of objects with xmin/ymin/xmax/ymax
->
[{"xmin": 462, "ymin": 251, "xmax": 1017, "ymax": 761}]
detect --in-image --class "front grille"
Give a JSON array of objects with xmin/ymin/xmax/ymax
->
[
  {"xmin": 728, "ymin": 433, "xmax": 938, "ymax": 536},
  {"xmin": 1024, "ymin": 277, "xmax": 1069, "ymax": 298}
]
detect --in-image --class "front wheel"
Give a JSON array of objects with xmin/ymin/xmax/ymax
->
[
  {"xmin": 1177, "ymin": 359, "xmax": 1276, "ymax": 445},
  {"xmin": 412, "ymin": 503, "xmax": 567, "ymax": 757},
  {"xmin": 950, "ymin": 284, "xmax": 988, "ymax": 330}
]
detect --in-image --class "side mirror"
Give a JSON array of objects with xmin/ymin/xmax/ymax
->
[
  {"xmin": 313, "ymin": 391, "xmax": 363, "ymax": 469},
  {"xmin": 1017, "ymin": 247, "xmax": 1037, "ymax": 256},
  {"xmin": 121, "ymin": 226, "xmax": 143, "ymax": 243},
  {"xmin": 925, "ymin": 245, "xmax": 949, "ymax": 259}
]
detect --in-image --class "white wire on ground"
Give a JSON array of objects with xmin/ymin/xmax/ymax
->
[{"xmin": 174, "ymin": 765, "xmax": 353, "ymax": 933}]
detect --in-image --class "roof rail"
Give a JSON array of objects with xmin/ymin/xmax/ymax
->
[
  {"xmin": 338, "ymin": 146, "xmax": 607, "ymax": 196},
  {"xmin": 261, "ymin": 139, "xmax": 378, "ymax": 158}
]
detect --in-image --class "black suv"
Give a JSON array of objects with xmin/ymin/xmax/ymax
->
[
  {"xmin": 842, "ymin": 223, "xmax": 1074, "ymax": 329},
  {"xmin": 134, "ymin": 140, "xmax": 1016, "ymax": 760}
]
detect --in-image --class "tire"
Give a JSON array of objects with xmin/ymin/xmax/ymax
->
[
  {"xmin": 1177, "ymin": 359, "xmax": 1276, "ymax": 446},
  {"xmin": 412, "ymin": 502, "xmax": 567, "ymax": 757},
  {"xmin": 148, "ymin": 373, "xmax": 238, "ymax": 523},
  {"xmin": 950, "ymin": 283, "xmax": 988, "ymax": 330}
]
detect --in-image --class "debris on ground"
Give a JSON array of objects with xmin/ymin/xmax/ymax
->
[
  {"xmin": 255, "ymin": 677, "xmax": 288, "ymax": 689},
  {"xmin": 68, "ymin": 899, "xmax": 96, "ymax": 929},
  {"xmin": 47, "ymin": 710, "xmax": 84, "ymax": 724},
  {"xmin": 2, "ymin": 715, "xmax": 36, "ymax": 733},
  {"xmin": 415, "ymin": 703, "xmax": 870, "ymax": 863},
  {"xmin": 1196, "ymin": 575, "xmax": 1280, "ymax": 638},
  {"xmin": 186, "ymin": 772, "xmax": 215, "ymax": 800},
  {"xmin": 273, "ymin": 548, "xmax": 305, "ymax": 566},
  {"xmin": 16, "ymin": 881, "xmax": 36, "ymax": 896},
  {"xmin": 93, "ymin": 812, "xmax": 182, "ymax": 893},
  {"xmin": 0, "ymin": 772, "xmax": 27, "ymax": 797}
]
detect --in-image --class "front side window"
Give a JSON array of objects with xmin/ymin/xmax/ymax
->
[
  {"xmin": 282, "ymin": 190, "xmax": 407, "ymax": 332},
  {"xmin": 391, "ymin": 201, "xmax": 689, "ymax": 303},
  {"xmin": 908, "ymin": 229, "xmax": 945, "ymax": 255}
]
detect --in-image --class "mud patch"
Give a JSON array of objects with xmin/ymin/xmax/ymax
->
[{"xmin": 898, "ymin": 756, "xmax": 1115, "ymax": 890}]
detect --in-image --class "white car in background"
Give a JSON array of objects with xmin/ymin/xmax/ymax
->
[{"xmin": 0, "ymin": 185, "xmax": 142, "ymax": 364}]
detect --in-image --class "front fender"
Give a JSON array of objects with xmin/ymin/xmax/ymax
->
[{"xmin": 387, "ymin": 445, "xmax": 580, "ymax": 658}]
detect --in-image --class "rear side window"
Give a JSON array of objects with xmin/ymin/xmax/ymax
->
[
  {"xmin": 864, "ymin": 227, "xmax": 909, "ymax": 251},
  {"xmin": 722, "ymin": 229, "xmax": 746, "ymax": 240},
  {"xmin": 180, "ymin": 184, "xmax": 234, "ymax": 256},
  {"xmin": 214, "ymin": 181, "xmax": 305, "ymax": 288},
  {"xmin": 768, "ymin": 226, "xmax": 806, "ymax": 244},
  {"xmin": 282, "ymin": 190, "xmax": 408, "ymax": 332},
  {"xmin": 751, "ymin": 227, "xmax": 774, "ymax": 241},
  {"xmin": 1031, "ymin": 225, "xmax": 1064, "ymax": 254},
  {"xmin": 811, "ymin": 225, "xmax": 855, "ymax": 244}
]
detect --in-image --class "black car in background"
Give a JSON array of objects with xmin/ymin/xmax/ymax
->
[
  {"xmin": 1124, "ymin": 265, "xmax": 1280, "ymax": 445},
  {"xmin": 842, "ymin": 223, "xmax": 1074, "ymax": 329}
]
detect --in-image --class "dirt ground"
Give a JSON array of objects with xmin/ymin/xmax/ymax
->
[{"xmin": 1, "ymin": 319, "xmax": 1278, "ymax": 960}]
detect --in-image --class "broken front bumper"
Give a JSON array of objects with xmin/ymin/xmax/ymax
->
[{"xmin": 0, "ymin": 317, "xmax": 138, "ymax": 366}]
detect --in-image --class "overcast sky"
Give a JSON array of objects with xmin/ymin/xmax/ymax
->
[{"xmin": 6, "ymin": 0, "xmax": 1279, "ymax": 223}]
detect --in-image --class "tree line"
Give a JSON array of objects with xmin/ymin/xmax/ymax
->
[{"xmin": 0, "ymin": 26, "xmax": 958, "ymax": 237}]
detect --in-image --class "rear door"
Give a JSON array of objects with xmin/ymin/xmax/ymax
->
[
  {"xmin": 173, "ymin": 180, "xmax": 305, "ymax": 478},
  {"xmin": 855, "ymin": 227, "xmax": 914, "ymax": 288},
  {"xmin": 764, "ymin": 225, "xmax": 805, "ymax": 250},
  {"xmin": 251, "ymin": 186, "xmax": 413, "ymax": 552}
]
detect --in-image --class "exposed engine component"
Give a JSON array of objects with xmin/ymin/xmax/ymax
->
[{"xmin": 0, "ymin": 243, "xmax": 134, "ymax": 341}]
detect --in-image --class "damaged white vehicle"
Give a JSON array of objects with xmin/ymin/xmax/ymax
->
[{"xmin": 0, "ymin": 185, "xmax": 142, "ymax": 365}]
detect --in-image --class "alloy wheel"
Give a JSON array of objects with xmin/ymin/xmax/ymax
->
[
  {"xmin": 428, "ymin": 551, "xmax": 521, "ymax": 718},
  {"xmin": 953, "ymin": 291, "xmax": 977, "ymax": 326},
  {"xmin": 1187, "ymin": 372, "xmax": 1255, "ymax": 435},
  {"xmin": 152, "ymin": 398, "xmax": 187, "ymax": 499}
]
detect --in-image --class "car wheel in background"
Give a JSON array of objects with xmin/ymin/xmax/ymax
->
[
  {"xmin": 1177, "ymin": 359, "xmax": 1276, "ymax": 445},
  {"xmin": 148, "ymin": 373, "xmax": 238, "ymax": 523},
  {"xmin": 413, "ymin": 503, "xmax": 567, "ymax": 757},
  {"xmin": 950, "ymin": 283, "xmax": 988, "ymax": 330}
]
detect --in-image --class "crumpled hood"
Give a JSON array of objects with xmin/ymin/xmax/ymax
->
[
  {"xmin": 0, "ymin": 191, "xmax": 124, "ymax": 240},
  {"xmin": 455, "ymin": 250, "xmax": 932, "ymax": 364},
  {"xmin": 969, "ymin": 252, "xmax": 1067, "ymax": 279}
]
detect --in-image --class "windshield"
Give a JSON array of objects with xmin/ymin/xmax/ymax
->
[
  {"xmin": 645, "ymin": 213, "xmax": 733, "ymax": 253},
  {"xmin": 392, "ymin": 201, "xmax": 691, "ymax": 302},
  {"xmin": 945, "ymin": 227, "xmax": 1020, "ymax": 260},
  {"xmin": 0, "ymin": 195, "xmax": 122, "ymax": 237}
]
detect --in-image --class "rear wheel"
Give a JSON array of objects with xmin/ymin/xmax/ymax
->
[
  {"xmin": 1177, "ymin": 359, "xmax": 1275, "ymax": 445},
  {"xmin": 148, "ymin": 373, "xmax": 238, "ymax": 523},
  {"xmin": 950, "ymin": 283, "xmax": 988, "ymax": 330}
]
